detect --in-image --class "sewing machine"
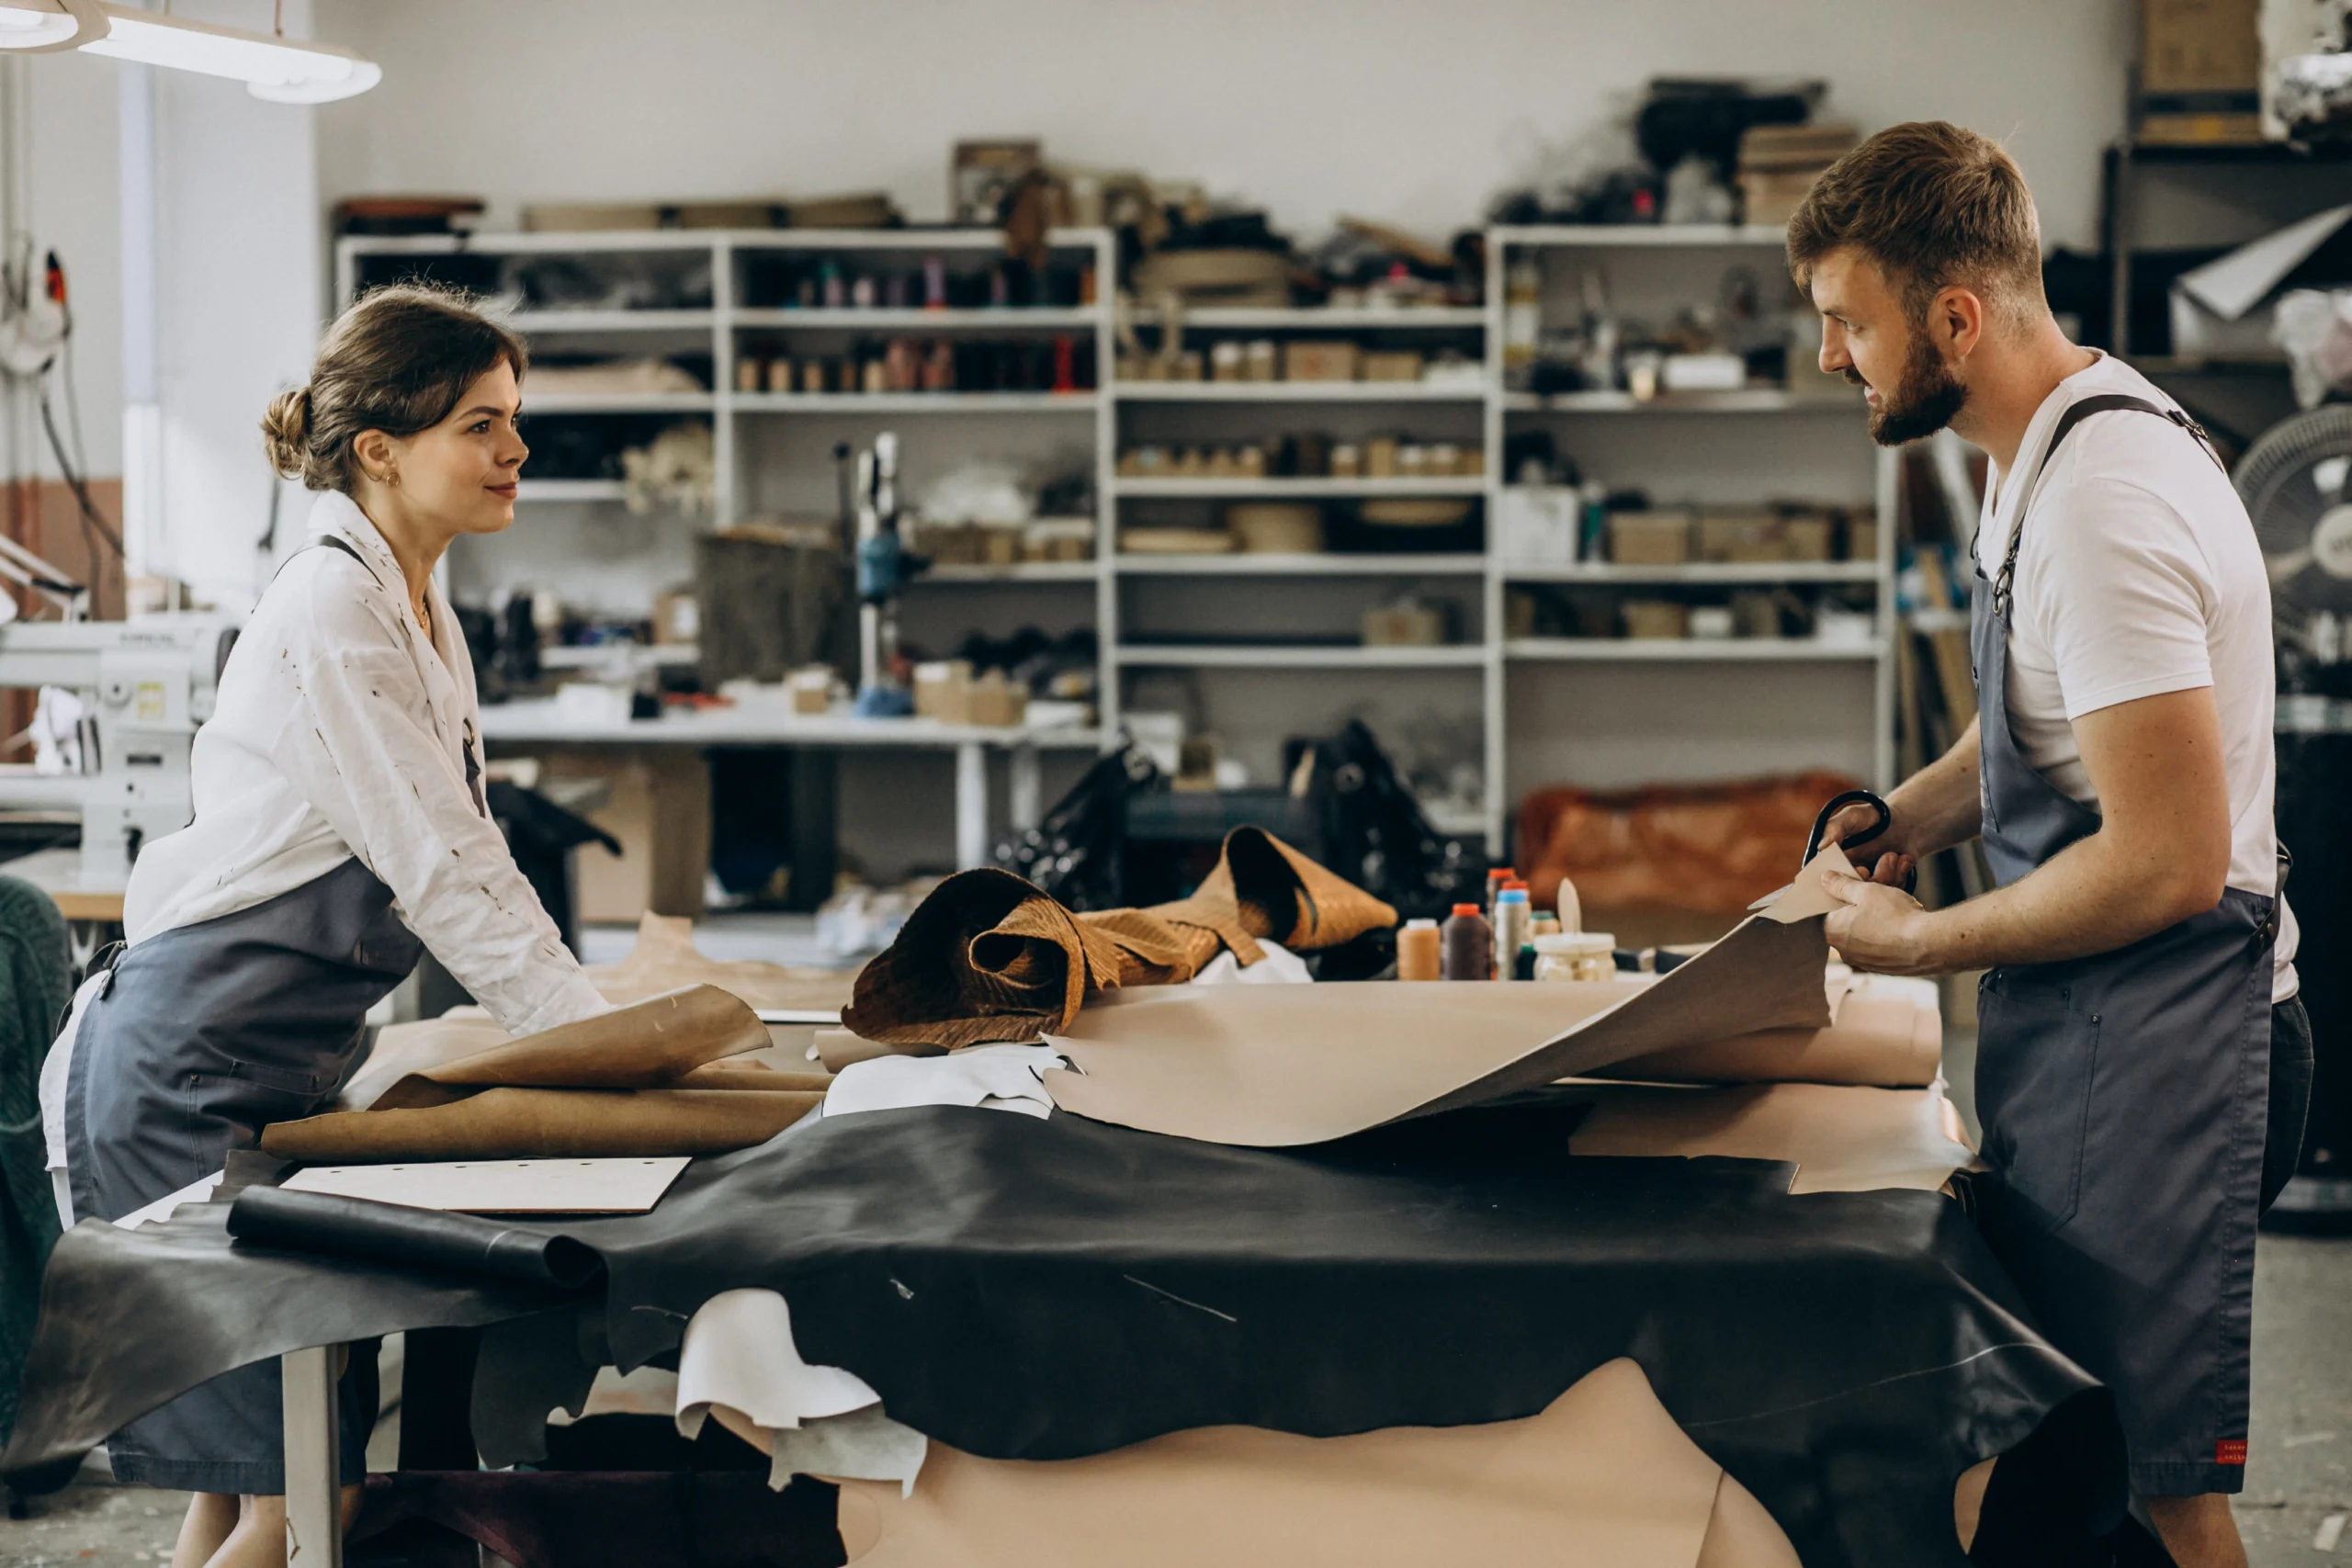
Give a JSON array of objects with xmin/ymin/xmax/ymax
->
[{"xmin": 0, "ymin": 614, "xmax": 236, "ymax": 891}]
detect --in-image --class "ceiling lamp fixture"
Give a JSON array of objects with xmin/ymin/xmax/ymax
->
[
  {"xmin": 0, "ymin": 0, "xmax": 96, "ymax": 51},
  {"xmin": 0, "ymin": 0, "xmax": 379, "ymax": 101}
]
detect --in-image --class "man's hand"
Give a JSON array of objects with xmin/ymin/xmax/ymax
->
[
  {"xmin": 1820, "ymin": 864, "xmax": 1940, "ymax": 975},
  {"xmin": 1817, "ymin": 800, "xmax": 1917, "ymax": 889},
  {"xmin": 1818, "ymin": 718, "xmax": 1983, "ymax": 887}
]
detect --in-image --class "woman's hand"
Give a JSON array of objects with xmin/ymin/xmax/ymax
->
[
  {"xmin": 1816, "ymin": 799, "xmax": 1917, "ymax": 889},
  {"xmin": 1820, "ymin": 863, "xmax": 1941, "ymax": 975}
]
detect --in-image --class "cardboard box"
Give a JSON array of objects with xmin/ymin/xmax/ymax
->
[
  {"xmin": 1740, "ymin": 169, "xmax": 1826, "ymax": 229},
  {"xmin": 2142, "ymin": 0, "xmax": 2259, "ymax": 94},
  {"xmin": 515, "ymin": 749, "xmax": 709, "ymax": 922},
  {"xmin": 1283, "ymin": 341, "xmax": 1361, "ymax": 382},
  {"xmin": 967, "ymin": 672, "xmax": 1029, "ymax": 727},
  {"xmin": 786, "ymin": 667, "xmax": 833, "ymax": 715},
  {"xmin": 1846, "ymin": 515, "xmax": 1881, "ymax": 564},
  {"xmin": 1358, "ymin": 350, "xmax": 1426, "ymax": 382},
  {"xmin": 914, "ymin": 660, "xmax": 975, "ymax": 720},
  {"xmin": 1363, "ymin": 603, "xmax": 1448, "ymax": 647},
  {"xmin": 1610, "ymin": 512, "xmax": 1693, "ymax": 566},
  {"xmin": 1697, "ymin": 512, "xmax": 1782, "ymax": 563},
  {"xmin": 1622, "ymin": 601, "xmax": 1690, "ymax": 640},
  {"xmin": 1783, "ymin": 515, "xmax": 1833, "ymax": 562}
]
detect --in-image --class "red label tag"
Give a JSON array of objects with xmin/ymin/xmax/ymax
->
[{"xmin": 2215, "ymin": 1438, "xmax": 2248, "ymax": 1465}]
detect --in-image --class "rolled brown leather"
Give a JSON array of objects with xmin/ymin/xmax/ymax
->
[
  {"xmin": 842, "ymin": 828, "xmax": 1396, "ymax": 1048},
  {"xmin": 371, "ymin": 985, "xmax": 771, "ymax": 1111},
  {"xmin": 261, "ymin": 1088, "xmax": 823, "ymax": 1162}
]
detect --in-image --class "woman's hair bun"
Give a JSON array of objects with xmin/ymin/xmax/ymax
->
[{"xmin": 262, "ymin": 386, "xmax": 313, "ymax": 479}]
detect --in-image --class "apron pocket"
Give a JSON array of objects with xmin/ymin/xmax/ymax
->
[{"xmin": 1974, "ymin": 974, "xmax": 2102, "ymax": 1235}]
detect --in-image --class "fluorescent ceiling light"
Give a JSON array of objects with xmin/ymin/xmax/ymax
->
[
  {"xmin": 0, "ymin": 0, "xmax": 379, "ymax": 99},
  {"xmin": 0, "ymin": 0, "xmax": 98, "ymax": 51}
]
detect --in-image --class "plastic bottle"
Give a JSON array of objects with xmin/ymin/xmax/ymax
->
[
  {"xmin": 1440, "ymin": 904, "xmax": 1491, "ymax": 981},
  {"xmin": 1484, "ymin": 866, "xmax": 1516, "ymax": 919},
  {"xmin": 1491, "ymin": 887, "xmax": 1531, "ymax": 980},
  {"xmin": 1532, "ymin": 931, "xmax": 1617, "ymax": 983},
  {"xmin": 1396, "ymin": 918, "xmax": 1442, "ymax": 982}
]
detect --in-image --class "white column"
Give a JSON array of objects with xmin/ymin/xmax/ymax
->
[
  {"xmin": 1008, "ymin": 742, "xmax": 1042, "ymax": 832},
  {"xmin": 954, "ymin": 740, "xmax": 988, "ymax": 870}
]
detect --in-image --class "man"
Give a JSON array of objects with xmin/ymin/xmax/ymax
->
[{"xmin": 1786, "ymin": 122, "xmax": 2312, "ymax": 1568}]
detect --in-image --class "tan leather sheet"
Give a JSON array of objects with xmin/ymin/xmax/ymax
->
[
  {"xmin": 1592, "ymin": 982, "xmax": 1942, "ymax": 1089},
  {"xmin": 841, "ymin": 828, "xmax": 1396, "ymax": 1049},
  {"xmin": 585, "ymin": 912, "xmax": 854, "ymax": 1011},
  {"xmin": 831, "ymin": 1358, "xmax": 1798, "ymax": 1568},
  {"xmin": 260, "ymin": 1087, "xmax": 822, "ymax": 1162},
  {"xmin": 1567, "ymin": 1081, "xmax": 1978, "ymax": 1195},
  {"xmin": 1041, "ymin": 853, "xmax": 1849, "ymax": 1147},
  {"xmin": 270, "ymin": 985, "xmax": 811, "ymax": 1163},
  {"xmin": 369, "ymin": 985, "xmax": 770, "ymax": 1111}
]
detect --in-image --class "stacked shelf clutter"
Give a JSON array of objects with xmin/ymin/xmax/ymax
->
[
  {"xmin": 1110, "ymin": 297, "xmax": 1492, "ymax": 836},
  {"xmin": 1486, "ymin": 225, "xmax": 1898, "ymax": 845},
  {"xmin": 334, "ymin": 225, "xmax": 1115, "ymax": 677},
  {"xmin": 335, "ymin": 222, "xmax": 1897, "ymax": 853}
]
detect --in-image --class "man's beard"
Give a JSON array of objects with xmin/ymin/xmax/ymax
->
[{"xmin": 1850, "ymin": 326, "xmax": 1966, "ymax": 446}]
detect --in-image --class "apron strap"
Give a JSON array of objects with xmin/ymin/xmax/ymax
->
[
  {"xmin": 310, "ymin": 532, "xmax": 379, "ymax": 581},
  {"xmin": 1991, "ymin": 393, "xmax": 2225, "ymax": 619}
]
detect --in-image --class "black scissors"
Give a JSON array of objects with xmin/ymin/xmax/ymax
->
[{"xmin": 1804, "ymin": 788, "xmax": 1917, "ymax": 893}]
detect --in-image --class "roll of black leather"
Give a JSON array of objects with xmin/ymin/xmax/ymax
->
[{"xmin": 227, "ymin": 1188, "xmax": 602, "ymax": 1291}]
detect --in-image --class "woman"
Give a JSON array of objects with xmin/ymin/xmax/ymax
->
[{"xmin": 39, "ymin": 284, "xmax": 608, "ymax": 1567}]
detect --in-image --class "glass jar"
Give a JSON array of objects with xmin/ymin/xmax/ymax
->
[{"xmin": 1532, "ymin": 932, "xmax": 1616, "ymax": 983}]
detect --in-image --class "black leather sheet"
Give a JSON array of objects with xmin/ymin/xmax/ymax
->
[
  {"xmin": 6, "ymin": 1102, "xmax": 2116, "ymax": 1568},
  {"xmin": 227, "ymin": 1188, "xmax": 604, "ymax": 1289}
]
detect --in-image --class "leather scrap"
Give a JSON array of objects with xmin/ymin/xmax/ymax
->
[{"xmin": 841, "ymin": 828, "xmax": 1396, "ymax": 1048}]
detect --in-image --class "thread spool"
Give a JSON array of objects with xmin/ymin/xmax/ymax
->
[{"xmin": 1397, "ymin": 918, "xmax": 1441, "ymax": 982}]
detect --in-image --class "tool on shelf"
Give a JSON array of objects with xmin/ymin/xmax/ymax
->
[{"xmin": 843, "ymin": 432, "xmax": 929, "ymax": 717}]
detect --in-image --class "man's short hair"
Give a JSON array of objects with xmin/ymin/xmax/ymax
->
[{"xmin": 1787, "ymin": 121, "xmax": 2044, "ymax": 328}]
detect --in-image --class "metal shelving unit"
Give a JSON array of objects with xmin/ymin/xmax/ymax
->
[
  {"xmin": 1504, "ymin": 637, "xmax": 1887, "ymax": 662},
  {"xmin": 1483, "ymin": 224, "xmax": 1899, "ymax": 844},
  {"xmin": 338, "ymin": 221, "xmax": 1900, "ymax": 855},
  {"xmin": 1114, "ymin": 644, "xmax": 1489, "ymax": 670},
  {"xmin": 1110, "ymin": 476, "xmax": 1484, "ymax": 499},
  {"xmin": 1116, "ymin": 552, "xmax": 1487, "ymax": 577}
]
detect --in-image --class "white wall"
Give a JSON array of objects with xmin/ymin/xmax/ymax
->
[
  {"xmin": 146, "ymin": 7, "xmax": 324, "ymax": 603},
  {"xmin": 314, "ymin": 0, "xmax": 2134, "ymax": 252},
  {"xmin": 21, "ymin": 51, "xmax": 122, "ymax": 479}
]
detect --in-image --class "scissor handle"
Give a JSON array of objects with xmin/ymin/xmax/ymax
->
[{"xmin": 1804, "ymin": 789, "xmax": 1891, "ymax": 872}]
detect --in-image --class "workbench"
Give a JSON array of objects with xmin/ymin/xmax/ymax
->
[
  {"xmin": 5, "ymin": 1084, "xmax": 2122, "ymax": 1568},
  {"xmin": 477, "ymin": 701, "xmax": 1102, "ymax": 874}
]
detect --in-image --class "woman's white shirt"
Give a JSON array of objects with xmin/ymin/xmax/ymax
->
[{"xmin": 123, "ymin": 489, "xmax": 607, "ymax": 1036}]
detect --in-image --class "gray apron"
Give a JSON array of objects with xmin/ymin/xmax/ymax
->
[
  {"xmin": 62, "ymin": 856, "xmax": 418, "ymax": 1493},
  {"xmin": 59, "ymin": 535, "xmax": 447, "ymax": 1495},
  {"xmin": 1972, "ymin": 394, "xmax": 2275, "ymax": 1498}
]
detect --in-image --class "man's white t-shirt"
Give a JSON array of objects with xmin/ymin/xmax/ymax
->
[{"xmin": 1975, "ymin": 351, "xmax": 2298, "ymax": 1002}]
